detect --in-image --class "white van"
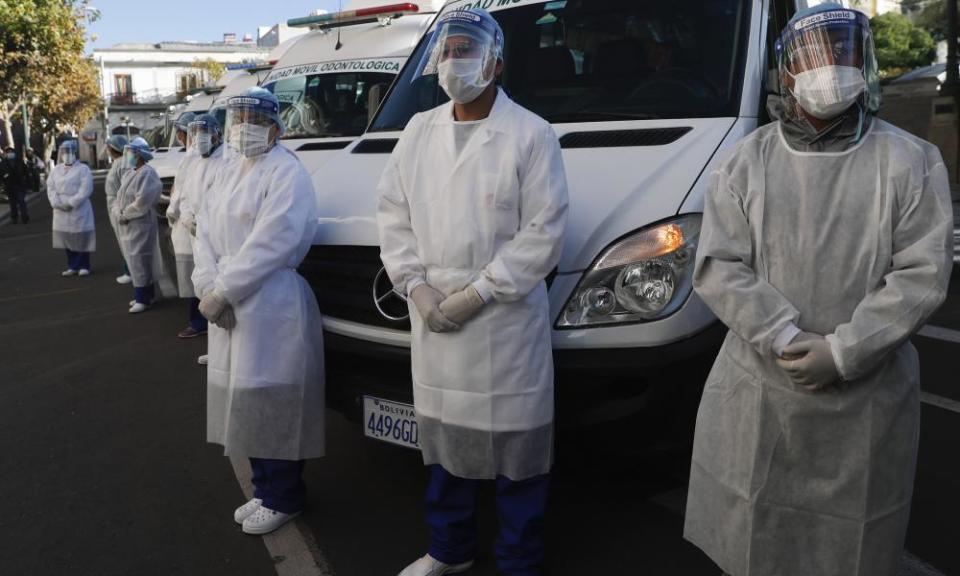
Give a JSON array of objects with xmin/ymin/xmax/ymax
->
[
  {"xmin": 305, "ymin": 0, "xmax": 801, "ymax": 442},
  {"xmin": 261, "ymin": 0, "xmax": 447, "ymax": 172}
]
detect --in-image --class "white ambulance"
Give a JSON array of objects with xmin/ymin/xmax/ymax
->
[
  {"xmin": 302, "ymin": 0, "xmax": 806, "ymax": 448},
  {"xmin": 261, "ymin": 1, "xmax": 448, "ymax": 172}
]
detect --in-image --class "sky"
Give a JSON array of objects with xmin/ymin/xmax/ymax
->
[{"xmin": 84, "ymin": 0, "xmax": 342, "ymax": 52}]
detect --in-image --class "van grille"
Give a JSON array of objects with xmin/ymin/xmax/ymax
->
[{"xmin": 299, "ymin": 245, "xmax": 411, "ymax": 331}]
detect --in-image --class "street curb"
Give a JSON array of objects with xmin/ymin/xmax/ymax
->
[{"xmin": 229, "ymin": 456, "xmax": 335, "ymax": 576}]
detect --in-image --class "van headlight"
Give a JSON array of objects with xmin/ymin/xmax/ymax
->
[{"xmin": 557, "ymin": 215, "xmax": 701, "ymax": 328}]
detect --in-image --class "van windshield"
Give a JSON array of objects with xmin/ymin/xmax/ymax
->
[
  {"xmin": 264, "ymin": 72, "xmax": 397, "ymax": 139},
  {"xmin": 371, "ymin": 0, "xmax": 749, "ymax": 131}
]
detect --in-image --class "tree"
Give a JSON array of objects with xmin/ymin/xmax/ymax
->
[
  {"xmin": 30, "ymin": 57, "xmax": 102, "ymax": 161},
  {"xmin": 0, "ymin": 0, "xmax": 99, "ymax": 148},
  {"xmin": 871, "ymin": 12, "xmax": 937, "ymax": 77},
  {"xmin": 908, "ymin": 0, "xmax": 952, "ymax": 41},
  {"xmin": 193, "ymin": 58, "xmax": 227, "ymax": 86}
]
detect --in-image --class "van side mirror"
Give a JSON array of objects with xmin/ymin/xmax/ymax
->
[{"xmin": 368, "ymin": 83, "xmax": 389, "ymax": 125}]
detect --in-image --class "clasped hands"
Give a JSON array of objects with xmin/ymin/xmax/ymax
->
[
  {"xmin": 775, "ymin": 331, "xmax": 840, "ymax": 391},
  {"xmin": 410, "ymin": 284, "xmax": 485, "ymax": 333}
]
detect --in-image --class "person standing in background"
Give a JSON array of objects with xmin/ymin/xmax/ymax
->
[{"xmin": 47, "ymin": 140, "xmax": 94, "ymax": 275}]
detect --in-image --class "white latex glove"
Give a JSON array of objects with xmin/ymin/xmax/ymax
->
[
  {"xmin": 439, "ymin": 285, "xmax": 485, "ymax": 326},
  {"xmin": 776, "ymin": 338, "xmax": 840, "ymax": 391},
  {"xmin": 199, "ymin": 291, "xmax": 231, "ymax": 324},
  {"xmin": 780, "ymin": 331, "xmax": 821, "ymax": 359},
  {"xmin": 410, "ymin": 284, "xmax": 459, "ymax": 333}
]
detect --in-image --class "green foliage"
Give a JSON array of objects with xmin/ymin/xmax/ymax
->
[
  {"xmin": 870, "ymin": 12, "xmax": 937, "ymax": 76},
  {"xmin": 0, "ymin": 0, "xmax": 101, "ymax": 138}
]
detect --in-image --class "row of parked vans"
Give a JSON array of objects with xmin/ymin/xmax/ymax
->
[{"xmin": 159, "ymin": 0, "xmax": 810, "ymax": 448}]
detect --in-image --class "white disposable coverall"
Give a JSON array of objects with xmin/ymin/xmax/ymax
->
[
  {"xmin": 167, "ymin": 154, "xmax": 201, "ymax": 297},
  {"xmin": 104, "ymin": 159, "xmax": 129, "ymax": 254},
  {"xmin": 112, "ymin": 164, "xmax": 162, "ymax": 287},
  {"xmin": 377, "ymin": 90, "xmax": 569, "ymax": 481},
  {"xmin": 193, "ymin": 145, "xmax": 325, "ymax": 460},
  {"xmin": 47, "ymin": 162, "xmax": 95, "ymax": 252},
  {"xmin": 684, "ymin": 119, "xmax": 953, "ymax": 576}
]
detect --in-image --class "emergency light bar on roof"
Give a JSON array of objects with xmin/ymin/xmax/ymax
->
[{"xmin": 287, "ymin": 3, "xmax": 420, "ymax": 29}]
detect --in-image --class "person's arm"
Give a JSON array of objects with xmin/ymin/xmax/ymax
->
[
  {"xmin": 67, "ymin": 166, "xmax": 94, "ymax": 208},
  {"xmin": 377, "ymin": 119, "xmax": 428, "ymax": 296},
  {"xmin": 826, "ymin": 154, "xmax": 953, "ymax": 380},
  {"xmin": 693, "ymin": 168, "xmax": 802, "ymax": 358},
  {"xmin": 191, "ymin": 183, "xmax": 219, "ymax": 299},
  {"xmin": 472, "ymin": 124, "xmax": 569, "ymax": 303},
  {"xmin": 121, "ymin": 169, "xmax": 161, "ymax": 220},
  {"xmin": 166, "ymin": 172, "xmax": 183, "ymax": 220},
  {"xmin": 46, "ymin": 170, "xmax": 60, "ymax": 208},
  {"xmin": 212, "ymin": 164, "xmax": 316, "ymax": 305}
]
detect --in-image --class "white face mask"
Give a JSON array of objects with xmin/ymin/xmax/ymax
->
[
  {"xmin": 789, "ymin": 65, "xmax": 866, "ymax": 120},
  {"xmin": 438, "ymin": 58, "xmax": 492, "ymax": 104},
  {"xmin": 195, "ymin": 133, "xmax": 215, "ymax": 157},
  {"xmin": 230, "ymin": 123, "xmax": 272, "ymax": 158}
]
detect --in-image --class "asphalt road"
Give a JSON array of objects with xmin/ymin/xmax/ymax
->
[{"xmin": 0, "ymin": 180, "xmax": 957, "ymax": 576}]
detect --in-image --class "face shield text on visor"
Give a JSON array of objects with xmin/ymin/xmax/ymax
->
[
  {"xmin": 777, "ymin": 7, "xmax": 881, "ymax": 122},
  {"xmin": 418, "ymin": 9, "xmax": 504, "ymax": 105}
]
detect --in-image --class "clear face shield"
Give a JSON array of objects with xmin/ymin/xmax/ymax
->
[
  {"xmin": 777, "ymin": 9, "xmax": 880, "ymax": 121},
  {"xmin": 224, "ymin": 102, "xmax": 280, "ymax": 160},
  {"xmin": 187, "ymin": 121, "xmax": 220, "ymax": 158},
  {"xmin": 58, "ymin": 145, "xmax": 77, "ymax": 166},
  {"xmin": 417, "ymin": 11, "xmax": 503, "ymax": 104},
  {"xmin": 123, "ymin": 146, "xmax": 140, "ymax": 169}
]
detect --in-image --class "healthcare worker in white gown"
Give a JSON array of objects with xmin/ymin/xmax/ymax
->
[
  {"xmin": 684, "ymin": 6, "xmax": 954, "ymax": 576},
  {"xmin": 193, "ymin": 87, "xmax": 325, "ymax": 536},
  {"xmin": 184, "ymin": 113, "xmax": 225, "ymax": 365},
  {"xmin": 47, "ymin": 140, "xmax": 95, "ymax": 276},
  {"xmin": 112, "ymin": 137, "xmax": 163, "ymax": 314},
  {"xmin": 103, "ymin": 135, "xmax": 131, "ymax": 284},
  {"xmin": 378, "ymin": 10, "xmax": 568, "ymax": 576},
  {"xmin": 165, "ymin": 112, "xmax": 208, "ymax": 339}
]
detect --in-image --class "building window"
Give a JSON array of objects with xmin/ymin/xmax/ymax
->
[
  {"xmin": 177, "ymin": 72, "xmax": 199, "ymax": 99},
  {"xmin": 113, "ymin": 74, "xmax": 133, "ymax": 104}
]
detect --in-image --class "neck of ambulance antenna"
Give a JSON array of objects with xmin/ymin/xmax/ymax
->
[{"xmin": 453, "ymin": 83, "xmax": 498, "ymax": 122}]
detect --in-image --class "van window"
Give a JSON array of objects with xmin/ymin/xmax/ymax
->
[
  {"xmin": 264, "ymin": 72, "xmax": 396, "ymax": 139},
  {"xmin": 371, "ymin": 0, "xmax": 750, "ymax": 132}
]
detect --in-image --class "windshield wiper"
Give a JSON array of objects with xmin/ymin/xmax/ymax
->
[{"xmin": 543, "ymin": 111, "xmax": 662, "ymax": 123}]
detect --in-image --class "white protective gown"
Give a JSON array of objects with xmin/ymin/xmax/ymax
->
[
  {"xmin": 167, "ymin": 154, "xmax": 201, "ymax": 297},
  {"xmin": 377, "ymin": 90, "xmax": 569, "ymax": 481},
  {"xmin": 184, "ymin": 146, "xmax": 224, "ymax": 258},
  {"xmin": 104, "ymin": 159, "xmax": 129, "ymax": 256},
  {"xmin": 193, "ymin": 145, "xmax": 325, "ymax": 461},
  {"xmin": 112, "ymin": 164, "xmax": 162, "ymax": 287},
  {"xmin": 47, "ymin": 162, "xmax": 96, "ymax": 252},
  {"xmin": 684, "ymin": 119, "xmax": 953, "ymax": 576}
]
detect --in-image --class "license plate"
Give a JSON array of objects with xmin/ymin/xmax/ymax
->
[{"xmin": 362, "ymin": 396, "xmax": 421, "ymax": 450}]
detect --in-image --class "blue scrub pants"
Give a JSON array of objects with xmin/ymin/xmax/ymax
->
[
  {"xmin": 426, "ymin": 465, "xmax": 550, "ymax": 576},
  {"xmin": 188, "ymin": 297, "xmax": 207, "ymax": 331},
  {"xmin": 133, "ymin": 284, "xmax": 155, "ymax": 305},
  {"xmin": 250, "ymin": 458, "xmax": 306, "ymax": 514},
  {"xmin": 64, "ymin": 249, "xmax": 90, "ymax": 271}
]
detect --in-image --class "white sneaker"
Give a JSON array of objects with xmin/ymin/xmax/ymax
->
[
  {"xmin": 234, "ymin": 498, "xmax": 263, "ymax": 524},
  {"xmin": 116, "ymin": 274, "xmax": 132, "ymax": 285},
  {"xmin": 398, "ymin": 554, "xmax": 474, "ymax": 576},
  {"xmin": 197, "ymin": 354, "xmax": 209, "ymax": 365},
  {"xmin": 241, "ymin": 506, "xmax": 300, "ymax": 535},
  {"xmin": 61, "ymin": 269, "xmax": 77, "ymax": 277},
  {"xmin": 78, "ymin": 269, "xmax": 90, "ymax": 277},
  {"xmin": 129, "ymin": 302, "xmax": 149, "ymax": 314}
]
